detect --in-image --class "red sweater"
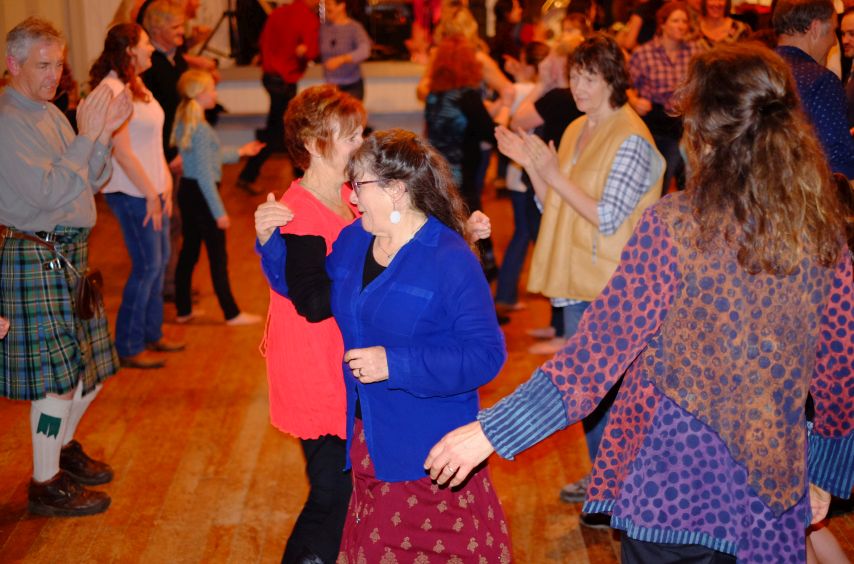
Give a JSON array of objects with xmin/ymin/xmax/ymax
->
[{"xmin": 260, "ymin": 0, "xmax": 320, "ymax": 83}]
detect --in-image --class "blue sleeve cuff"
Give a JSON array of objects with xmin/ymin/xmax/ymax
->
[
  {"xmin": 256, "ymin": 233, "xmax": 289, "ymax": 297},
  {"xmin": 478, "ymin": 368, "xmax": 568, "ymax": 460},
  {"xmin": 808, "ymin": 423, "xmax": 854, "ymax": 499}
]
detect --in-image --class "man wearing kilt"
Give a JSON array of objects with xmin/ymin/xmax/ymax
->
[{"xmin": 0, "ymin": 17, "xmax": 131, "ymax": 517}]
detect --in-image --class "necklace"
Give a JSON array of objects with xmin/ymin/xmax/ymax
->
[
  {"xmin": 303, "ymin": 183, "xmax": 353, "ymax": 220},
  {"xmin": 375, "ymin": 216, "xmax": 428, "ymax": 261}
]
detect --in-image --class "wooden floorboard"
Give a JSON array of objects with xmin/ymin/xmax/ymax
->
[{"xmin": 0, "ymin": 153, "xmax": 851, "ymax": 563}]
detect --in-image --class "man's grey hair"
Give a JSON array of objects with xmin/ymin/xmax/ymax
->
[
  {"xmin": 5, "ymin": 17, "xmax": 64, "ymax": 64},
  {"xmin": 772, "ymin": 0, "xmax": 836, "ymax": 36}
]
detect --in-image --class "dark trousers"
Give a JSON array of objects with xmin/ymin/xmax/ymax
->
[
  {"xmin": 239, "ymin": 74, "xmax": 298, "ymax": 183},
  {"xmin": 335, "ymin": 79, "xmax": 364, "ymax": 101},
  {"xmin": 282, "ymin": 435, "xmax": 352, "ymax": 564},
  {"xmin": 621, "ymin": 534, "xmax": 737, "ymax": 563},
  {"xmin": 643, "ymin": 104, "xmax": 685, "ymax": 193},
  {"xmin": 175, "ymin": 178, "xmax": 240, "ymax": 320}
]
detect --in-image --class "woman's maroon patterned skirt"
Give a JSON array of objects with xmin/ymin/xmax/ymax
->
[{"xmin": 337, "ymin": 420, "xmax": 512, "ymax": 563}]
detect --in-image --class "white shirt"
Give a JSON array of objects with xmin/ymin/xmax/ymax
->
[{"xmin": 101, "ymin": 72, "xmax": 169, "ymax": 196}]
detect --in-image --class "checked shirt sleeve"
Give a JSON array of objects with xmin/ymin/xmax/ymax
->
[{"xmin": 598, "ymin": 135, "xmax": 654, "ymax": 235}]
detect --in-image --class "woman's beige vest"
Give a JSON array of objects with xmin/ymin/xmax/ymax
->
[{"xmin": 527, "ymin": 104, "xmax": 664, "ymax": 301}]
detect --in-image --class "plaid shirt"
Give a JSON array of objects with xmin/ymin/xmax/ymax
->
[
  {"xmin": 630, "ymin": 37, "xmax": 704, "ymax": 113},
  {"xmin": 553, "ymin": 134, "xmax": 655, "ymax": 307}
]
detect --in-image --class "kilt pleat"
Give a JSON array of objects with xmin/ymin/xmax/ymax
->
[{"xmin": 0, "ymin": 227, "xmax": 117, "ymax": 400}]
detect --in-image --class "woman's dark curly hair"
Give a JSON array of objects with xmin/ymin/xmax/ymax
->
[
  {"xmin": 346, "ymin": 129, "xmax": 469, "ymax": 240},
  {"xmin": 88, "ymin": 23, "xmax": 148, "ymax": 101},
  {"xmin": 568, "ymin": 33, "xmax": 629, "ymax": 108}
]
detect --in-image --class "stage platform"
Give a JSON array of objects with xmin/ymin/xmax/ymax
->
[{"xmin": 216, "ymin": 61, "xmax": 427, "ymax": 146}]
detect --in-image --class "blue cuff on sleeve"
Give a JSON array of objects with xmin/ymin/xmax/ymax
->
[
  {"xmin": 808, "ymin": 423, "xmax": 854, "ymax": 499},
  {"xmin": 256, "ymin": 233, "xmax": 289, "ymax": 297},
  {"xmin": 478, "ymin": 368, "xmax": 568, "ymax": 460}
]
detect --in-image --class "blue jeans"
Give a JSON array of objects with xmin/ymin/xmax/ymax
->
[
  {"xmin": 495, "ymin": 190, "xmax": 535, "ymax": 304},
  {"xmin": 563, "ymin": 301, "xmax": 619, "ymax": 461},
  {"xmin": 105, "ymin": 192, "xmax": 170, "ymax": 357}
]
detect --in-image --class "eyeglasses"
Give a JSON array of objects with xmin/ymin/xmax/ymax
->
[{"xmin": 351, "ymin": 179, "xmax": 382, "ymax": 195}]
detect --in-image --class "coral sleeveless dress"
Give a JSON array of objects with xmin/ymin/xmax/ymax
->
[{"xmin": 263, "ymin": 180, "xmax": 358, "ymax": 439}]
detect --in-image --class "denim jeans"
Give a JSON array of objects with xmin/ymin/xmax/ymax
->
[
  {"xmin": 562, "ymin": 300, "xmax": 621, "ymax": 461},
  {"xmin": 495, "ymin": 190, "xmax": 535, "ymax": 305},
  {"xmin": 105, "ymin": 192, "xmax": 170, "ymax": 357}
]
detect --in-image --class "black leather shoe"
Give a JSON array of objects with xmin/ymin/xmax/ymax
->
[
  {"xmin": 60, "ymin": 440, "xmax": 114, "ymax": 485},
  {"xmin": 295, "ymin": 548, "xmax": 326, "ymax": 564},
  {"xmin": 28, "ymin": 471, "xmax": 111, "ymax": 517}
]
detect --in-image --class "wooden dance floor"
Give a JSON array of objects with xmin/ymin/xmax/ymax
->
[{"xmin": 1, "ymin": 155, "xmax": 852, "ymax": 562}]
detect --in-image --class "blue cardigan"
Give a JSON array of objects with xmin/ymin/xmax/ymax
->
[{"xmin": 329, "ymin": 216, "xmax": 506, "ymax": 481}]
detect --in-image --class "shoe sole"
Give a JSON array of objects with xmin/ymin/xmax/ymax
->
[
  {"xmin": 28, "ymin": 497, "xmax": 111, "ymax": 517},
  {"xmin": 559, "ymin": 492, "xmax": 587, "ymax": 504},
  {"xmin": 579, "ymin": 519, "xmax": 612, "ymax": 530}
]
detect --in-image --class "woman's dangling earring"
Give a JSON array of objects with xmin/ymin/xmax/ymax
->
[{"xmin": 389, "ymin": 200, "xmax": 401, "ymax": 224}]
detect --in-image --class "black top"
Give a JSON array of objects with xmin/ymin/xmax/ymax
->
[
  {"xmin": 633, "ymin": 0, "xmax": 664, "ymax": 48},
  {"xmin": 141, "ymin": 49, "xmax": 189, "ymax": 161},
  {"xmin": 283, "ymin": 234, "xmax": 332, "ymax": 322},
  {"xmin": 533, "ymin": 87, "xmax": 582, "ymax": 146},
  {"xmin": 362, "ymin": 237, "xmax": 387, "ymax": 288}
]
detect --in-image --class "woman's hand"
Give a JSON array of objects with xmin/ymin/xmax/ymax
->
[
  {"xmin": 344, "ymin": 346, "xmax": 389, "ymax": 383},
  {"xmin": 216, "ymin": 214, "xmax": 231, "ymax": 230},
  {"xmin": 465, "ymin": 210, "xmax": 491, "ymax": 242},
  {"xmin": 254, "ymin": 192, "xmax": 294, "ymax": 245},
  {"xmin": 0, "ymin": 316, "xmax": 9, "ymax": 340},
  {"xmin": 495, "ymin": 126, "xmax": 531, "ymax": 168},
  {"xmin": 521, "ymin": 133, "xmax": 561, "ymax": 187},
  {"xmin": 239, "ymin": 140, "xmax": 266, "ymax": 157},
  {"xmin": 424, "ymin": 421, "xmax": 495, "ymax": 487},
  {"xmin": 143, "ymin": 194, "xmax": 164, "ymax": 231},
  {"xmin": 810, "ymin": 483, "xmax": 832, "ymax": 525}
]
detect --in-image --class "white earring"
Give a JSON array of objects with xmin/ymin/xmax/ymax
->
[{"xmin": 390, "ymin": 200, "xmax": 401, "ymax": 224}]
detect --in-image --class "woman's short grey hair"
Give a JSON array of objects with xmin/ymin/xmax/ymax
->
[{"xmin": 5, "ymin": 17, "xmax": 64, "ymax": 64}]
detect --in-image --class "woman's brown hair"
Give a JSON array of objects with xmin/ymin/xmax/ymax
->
[
  {"xmin": 284, "ymin": 84, "xmax": 367, "ymax": 171},
  {"xmin": 569, "ymin": 34, "xmax": 630, "ymax": 108},
  {"xmin": 346, "ymin": 129, "xmax": 469, "ymax": 240},
  {"xmin": 678, "ymin": 42, "xmax": 845, "ymax": 275},
  {"xmin": 88, "ymin": 23, "xmax": 149, "ymax": 101}
]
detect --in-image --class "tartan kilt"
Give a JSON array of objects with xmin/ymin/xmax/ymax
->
[{"xmin": 0, "ymin": 227, "xmax": 118, "ymax": 400}]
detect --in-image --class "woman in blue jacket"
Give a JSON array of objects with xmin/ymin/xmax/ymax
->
[{"xmin": 285, "ymin": 129, "xmax": 512, "ymax": 562}]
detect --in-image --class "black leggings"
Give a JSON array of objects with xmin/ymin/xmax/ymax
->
[
  {"xmin": 175, "ymin": 178, "xmax": 240, "ymax": 320},
  {"xmin": 621, "ymin": 534, "xmax": 737, "ymax": 563},
  {"xmin": 282, "ymin": 434, "xmax": 352, "ymax": 564}
]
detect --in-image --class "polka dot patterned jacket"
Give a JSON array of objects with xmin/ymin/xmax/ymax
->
[{"xmin": 479, "ymin": 192, "xmax": 854, "ymax": 562}]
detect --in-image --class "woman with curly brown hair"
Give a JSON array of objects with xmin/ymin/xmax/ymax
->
[
  {"xmin": 89, "ymin": 22, "xmax": 182, "ymax": 369},
  {"xmin": 428, "ymin": 42, "xmax": 854, "ymax": 562}
]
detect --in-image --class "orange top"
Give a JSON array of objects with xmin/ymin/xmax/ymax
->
[{"xmin": 263, "ymin": 180, "xmax": 358, "ymax": 439}]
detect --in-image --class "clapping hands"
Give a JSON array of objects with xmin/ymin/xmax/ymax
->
[{"xmin": 495, "ymin": 126, "xmax": 561, "ymax": 186}]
